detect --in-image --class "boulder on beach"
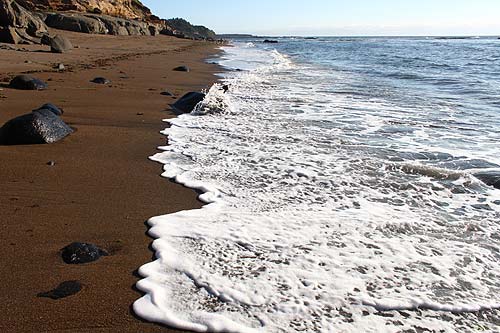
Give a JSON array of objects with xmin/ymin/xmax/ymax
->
[
  {"xmin": 263, "ymin": 39, "xmax": 279, "ymax": 44},
  {"xmin": 33, "ymin": 103, "xmax": 64, "ymax": 116},
  {"xmin": 9, "ymin": 74, "xmax": 47, "ymax": 90},
  {"xmin": 0, "ymin": 0, "xmax": 49, "ymax": 44},
  {"xmin": 474, "ymin": 171, "xmax": 500, "ymax": 190},
  {"xmin": 49, "ymin": 34, "xmax": 73, "ymax": 53},
  {"xmin": 91, "ymin": 77, "xmax": 111, "ymax": 84},
  {"xmin": 37, "ymin": 281, "xmax": 82, "ymax": 300},
  {"xmin": 0, "ymin": 109, "xmax": 73, "ymax": 145},
  {"xmin": 173, "ymin": 65, "xmax": 190, "ymax": 72},
  {"xmin": 61, "ymin": 242, "xmax": 108, "ymax": 264},
  {"xmin": 160, "ymin": 91, "xmax": 174, "ymax": 96},
  {"xmin": 172, "ymin": 92, "xmax": 205, "ymax": 114}
]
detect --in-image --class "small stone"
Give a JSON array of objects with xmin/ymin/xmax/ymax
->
[
  {"xmin": 37, "ymin": 281, "xmax": 82, "ymax": 300},
  {"xmin": 9, "ymin": 75, "xmax": 47, "ymax": 90},
  {"xmin": 47, "ymin": 161, "xmax": 55, "ymax": 166},
  {"xmin": 173, "ymin": 65, "xmax": 190, "ymax": 72},
  {"xmin": 57, "ymin": 63, "xmax": 65, "ymax": 71},
  {"xmin": 61, "ymin": 242, "xmax": 108, "ymax": 264},
  {"xmin": 136, "ymin": 112, "xmax": 144, "ymax": 116},
  {"xmin": 91, "ymin": 77, "xmax": 111, "ymax": 84},
  {"xmin": 160, "ymin": 91, "xmax": 173, "ymax": 96}
]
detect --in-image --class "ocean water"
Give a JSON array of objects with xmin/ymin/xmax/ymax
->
[{"xmin": 134, "ymin": 37, "xmax": 500, "ymax": 332}]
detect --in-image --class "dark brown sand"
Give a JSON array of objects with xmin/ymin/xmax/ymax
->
[{"xmin": 0, "ymin": 30, "xmax": 220, "ymax": 332}]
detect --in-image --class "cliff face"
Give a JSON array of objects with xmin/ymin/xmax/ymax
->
[
  {"xmin": 1, "ymin": 0, "xmax": 217, "ymax": 44},
  {"xmin": 16, "ymin": 0, "xmax": 153, "ymax": 21}
]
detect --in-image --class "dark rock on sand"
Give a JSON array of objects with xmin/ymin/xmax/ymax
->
[
  {"xmin": 49, "ymin": 34, "xmax": 73, "ymax": 53},
  {"xmin": 172, "ymin": 92, "xmax": 205, "ymax": 114},
  {"xmin": 160, "ymin": 91, "xmax": 174, "ymax": 96},
  {"xmin": 37, "ymin": 281, "xmax": 82, "ymax": 300},
  {"xmin": 61, "ymin": 242, "xmax": 108, "ymax": 264},
  {"xmin": 263, "ymin": 39, "xmax": 278, "ymax": 43},
  {"xmin": 9, "ymin": 75, "xmax": 47, "ymax": 90},
  {"xmin": 0, "ymin": 109, "xmax": 73, "ymax": 145},
  {"xmin": 173, "ymin": 65, "xmax": 190, "ymax": 72},
  {"xmin": 91, "ymin": 77, "xmax": 111, "ymax": 84},
  {"xmin": 33, "ymin": 103, "xmax": 63, "ymax": 116},
  {"xmin": 0, "ymin": 0, "xmax": 49, "ymax": 44},
  {"xmin": 474, "ymin": 171, "xmax": 500, "ymax": 190}
]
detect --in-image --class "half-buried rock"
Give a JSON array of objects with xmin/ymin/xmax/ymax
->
[
  {"xmin": 37, "ymin": 281, "xmax": 82, "ymax": 300},
  {"xmin": 9, "ymin": 75, "xmax": 47, "ymax": 90},
  {"xmin": 173, "ymin": 65, "xmax": 190, "ymax": 72},
  {"xmin": 33, "ymin": 103, "xmax": 64, "ymax": 116},
  {"xmin": 474, "ymin": 171, "xmax": 500, "ymax": 190},
  {"xmin": 61, "ymin": 242, "xmax": 108, "ymax": 264},
  {"xmin": 49, "ymin": 34, "xmax": 73, "ymax": 53},
  {"xmin": 171, "ymin": 92, "xmax": 205, "ymax": 114},
  {"xmin": 91, "ymin": 77, "xmax": 111, "ymax": 84},
  {"xmin": 0, "ymin": 109, "xmax": 73, "ymax": 145}
]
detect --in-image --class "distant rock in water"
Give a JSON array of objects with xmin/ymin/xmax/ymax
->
[
  {"xmin": 37, "ymin": 281, "xmax": 82, "ymax": 300},
  {"xmin": 49, "ymin": 34, "xmax": 73, "ymax": 53},
  {"xmin": 0, "ymin": 109, "xmax": 73, "ymax": 145},
  {"xmin": 9, "ymin": 75, "xmax": 47, "ymax": 90},
  {"xmin": 173, "ymin": 65, "xmax": 190, "ymax": 72},
  {"xmin": 172, "ymin": 92, "xmax": 205, "ymax": 114},
  {"xmin": 61, "ymin": 242, "xmax": 108, "ymax": 264},
  {"xmin": 33, "ymin": 103, "xmax": 64, "ymax": 116},
  {"xmin": 263, "ymin": 39, "xmax": 279, "ymax": 44},
  {"xmin": 91, "ymin": 77, "xmax": 111, "ymax": 84},
  {"xmin": 474, "ymin": 171, "xmax": 500, "ymax": 190}
]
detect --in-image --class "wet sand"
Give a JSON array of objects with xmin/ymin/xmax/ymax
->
[{"xmin": 0, "ymin": 29, "xmax": 220, "ymax": 332}]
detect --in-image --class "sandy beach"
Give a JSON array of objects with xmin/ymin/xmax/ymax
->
[{"xmin": 0, "ymin": 29, "xmax": 219, "ymax": 332}]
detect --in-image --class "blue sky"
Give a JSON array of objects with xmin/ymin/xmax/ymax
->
[{"xmin": 142, "ymin": 0, "xmax": 500, "ymax": 36}]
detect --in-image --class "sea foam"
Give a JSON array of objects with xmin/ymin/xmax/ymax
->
[{"xmin": 135, "ymin": 41, "xmax": 500, "ymax": 332}]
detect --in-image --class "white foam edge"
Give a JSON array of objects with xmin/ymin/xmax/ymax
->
[{"xmin": 133, "ymin": 115, "xmax": 263, "ymax": 332}]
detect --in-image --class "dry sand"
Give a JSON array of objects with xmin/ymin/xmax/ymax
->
[{"xmin": 0, "ymin": 29, "xmax": 220, "ymax": 332}]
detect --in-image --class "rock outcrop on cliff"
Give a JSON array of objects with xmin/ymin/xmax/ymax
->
[
  {"xmin": 0, "ymin": 0, "xmax": 216, "ymax": 44},
  {"xmin": 16, "ymin": 0, "xmax": 154, "ymax": 21},
  {"xmin": 0, "ymin": 0, "xmax": 48, "ymax": 44},
  {"xmin": 45, "ymin": 12, "xmax": 160, "ymax": 36}
]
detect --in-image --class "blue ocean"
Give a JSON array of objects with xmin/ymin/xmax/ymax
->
[{"xmin": 135, "ymin": 37, "xmax": 500, "ymax": 332}]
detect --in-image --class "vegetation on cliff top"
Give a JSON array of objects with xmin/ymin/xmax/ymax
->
[{"xmin": 166, "ymin": 18, "xmax": 216, "ymax": 40}]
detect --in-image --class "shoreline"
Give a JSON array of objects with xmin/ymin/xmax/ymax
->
[{"xmin": 0, "ymin": 30, "xmax": 220, "ymax": 332}]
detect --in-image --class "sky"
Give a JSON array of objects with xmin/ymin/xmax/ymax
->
[{"xmin": 142, "ymin": 0, "xmax": 500, "ymax": 36}]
